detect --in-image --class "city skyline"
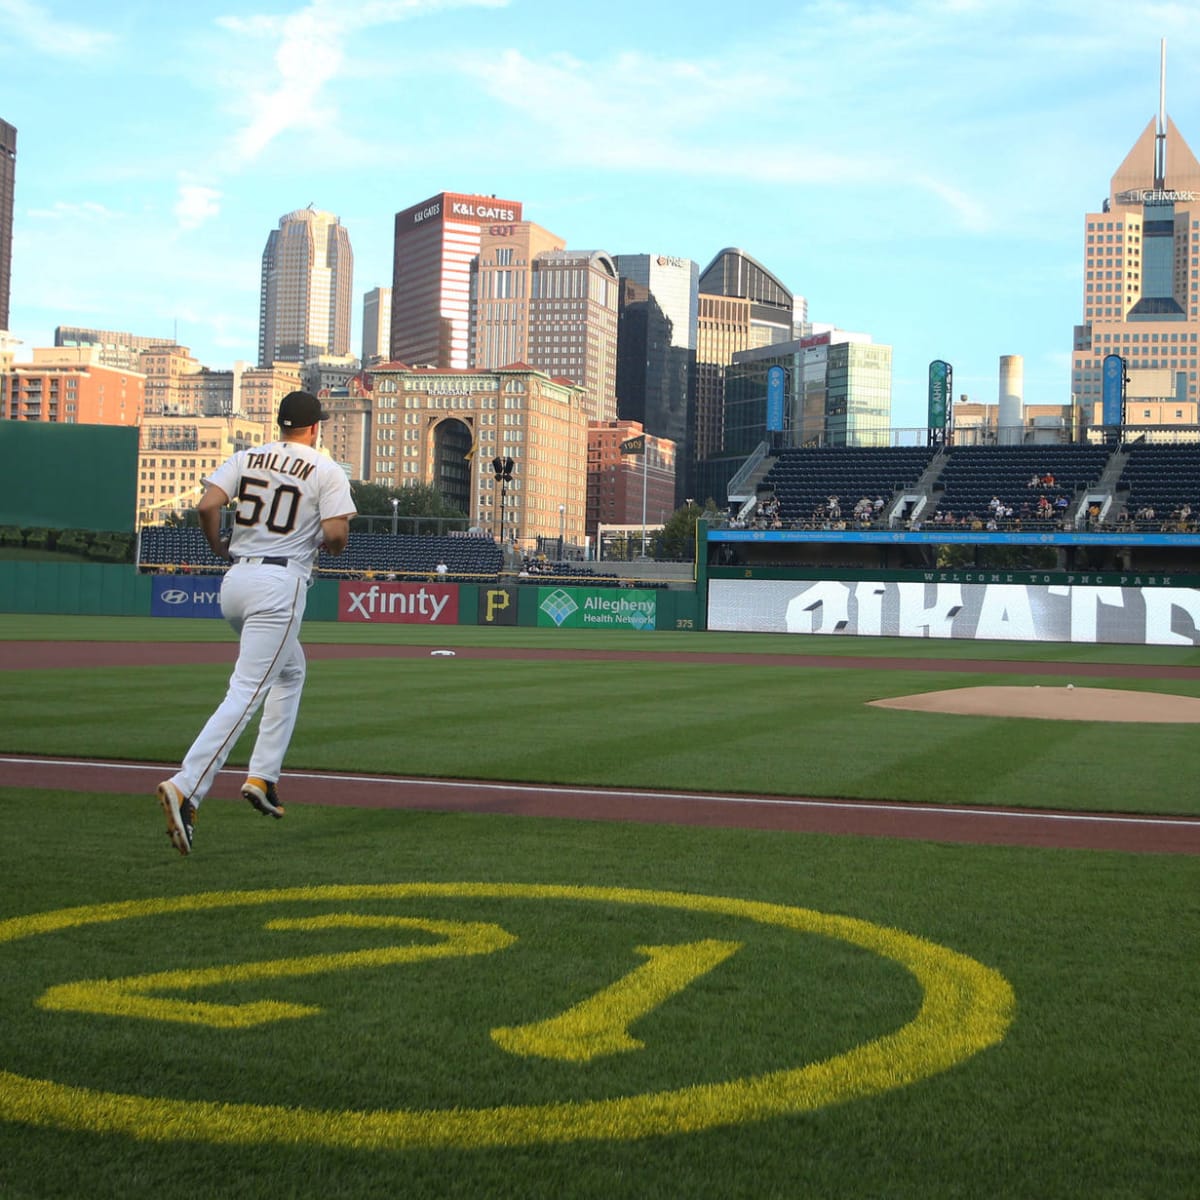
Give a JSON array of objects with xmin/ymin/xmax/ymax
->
[{"xmin": 3, "ymin": 1, "xmax": 1200, "ymax": 429}]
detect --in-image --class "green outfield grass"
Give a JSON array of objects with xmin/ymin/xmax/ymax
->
[
  {"xmin": 0, "ymin": 791, "xmax": 1196, "ymax": 1200},
  {"xmin": 1, "ymin": 616, "xmax": 1198, "ymax": 814},
  {"xmin": 1, "ymin": 614, "xmax": 1198, "ymax": 1198}
]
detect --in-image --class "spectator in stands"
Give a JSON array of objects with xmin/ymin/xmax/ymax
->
[
  {"xmin": 1028, "ymin": 473, "xmax": 1041, "ymax": 488},
  {"xmin": 1042, "ymin": 472, "xmax": 1056, "ymax": 487},
  {"xmin": 435, "ymin": 560, "xmax": 449, "ymax": 580}
]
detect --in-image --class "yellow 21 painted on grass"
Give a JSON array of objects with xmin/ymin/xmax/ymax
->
[{"xmin": 0, "ymin": 883, "xmax": 1016, "ymax": 1147}]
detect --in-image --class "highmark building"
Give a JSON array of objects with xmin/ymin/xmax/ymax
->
[{"xmin": 1072, "ymin": 109, "xmax": 1200, "ymax": 430}]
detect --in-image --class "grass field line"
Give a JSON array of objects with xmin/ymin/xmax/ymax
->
[{"xmin": 8, "ymin": 754, "xmax": 1200, "ymax": 831}]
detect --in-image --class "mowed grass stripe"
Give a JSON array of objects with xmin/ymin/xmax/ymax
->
[{"xmin": 4, "ymin": 656, "xmax": 1200, "ymax": 814}]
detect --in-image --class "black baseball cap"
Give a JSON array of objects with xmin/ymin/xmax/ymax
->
[{"xmin": 277, "ymin": 391, "xmax": 330, "ymax": 428}]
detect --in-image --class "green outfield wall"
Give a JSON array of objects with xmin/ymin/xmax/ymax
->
[{"xmin": 0, "ymin": 564, "xmax": 701, "ymax": 631}]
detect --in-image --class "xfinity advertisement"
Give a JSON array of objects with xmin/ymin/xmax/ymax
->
[
  {"xmin": 708, "ymin": 579, "xmax": 1200, "ymax": 646},
  {"xmin": 338, "ymin": 581, "xmax": 458, "ymax": 624}
]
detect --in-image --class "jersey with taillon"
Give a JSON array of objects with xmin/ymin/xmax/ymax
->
[{"xmin": 207, "ymin": 441, "xmax": 355, "ymax": 568}]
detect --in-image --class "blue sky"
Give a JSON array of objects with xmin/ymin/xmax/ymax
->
[{"xmin": 3, "ymin": 0, "xmax": 1199, "ymax": 430}]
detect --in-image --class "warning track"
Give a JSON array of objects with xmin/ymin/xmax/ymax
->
[{"xmin": 4, "ymin": 755, "xmax": 1198, "ymax": 856}]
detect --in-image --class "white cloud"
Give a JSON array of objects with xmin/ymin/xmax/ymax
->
[
  {"xmin": 0, "ymin": 0, "xmax": 114, "ymax": 57},
  {"xmin": 174, "ymin": 184, "xmax": 222, "ymax": 231},
  {"xmin": 218, "ymin": 0, "xmax": 509, "ymax": 164}
]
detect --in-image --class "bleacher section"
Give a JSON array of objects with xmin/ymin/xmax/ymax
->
[
  {"xmin": 1115, "ymin": 444, "xmax": 1200, "ymax": 524},
  {"xmin": 930, "ymin": 445, "xmax": 1111, "ymax": 527},
  {"xmin": 138, "ymin": 527, "xmax": 503, "ymax": 577},
  {"xmin": 760, "ymin": 447, "xmax": 936, "ymax": 522}
]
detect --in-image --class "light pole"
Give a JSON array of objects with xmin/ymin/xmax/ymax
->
[
  {"xmin": 558, "ymin": 503, "xmax": 566, "ymax": 560},
  {"xmin": 390, "ymin": 496, "xmax": 399, "ymax": 536},
  {"xmin": 492, "ymin": 457, "xmax": 514, "ymax": 547}
]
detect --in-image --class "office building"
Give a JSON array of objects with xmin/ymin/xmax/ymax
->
[
  {"xmin": 362, "ymin": 286, "xmax": 392, "ymax": 364},
  {"xmin": 613, "ymin": 253, "xmax": 698, "ymax": 503},
  {"xmin": 390, "ymin": 191, "xmax": 523, "ymax": 370},
  {"xmin": 368, "ymin": 362, "xmax": 587, "ymax": 548},
  {"xmin": 259, "ymin": 207, "xmax": 354, "ymax": 367},
  {"xmin": 137, "ymin": 415, "xmax": 269, "ymax": 527},
  {"xmin": 726, "ymin": 330, "xmax": 892, "ymax": 452},
  {"xmin": 471, "ymin": 222, "xmax": 619, "ymax": 420},
  {"xmin": 470, "ymin": 220, "xmax": 565, "ymax": 367},
  {"xmin": 1072, "ymin": 68, "xmax": 1200, "ymax": 429},
  {"xmin": 140, "ymin": 344, "xmax": 203, "ymax": 415},
  {"xmin": 56, "ymin": 326, "xmax": 174, "ymax": 372},
  {"xmin": 695, "ymin": 249, "xmax": 796, "ymax": 468},
  {"xmin": 0, "ymin": 119, "xmax": 13, "ymax": 331},
  {"xmin": 240, "ymin": 362, "xmax": 303, "ymax": 424},
  {"xmin": 586, "ymin": 420, "xmax": 676, "ymax": 545},
  {"xmin": 321, "ymin": 375, "xmax": 374, "ymax": 481}
]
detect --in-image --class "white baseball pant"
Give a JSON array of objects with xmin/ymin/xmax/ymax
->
[{"xmin": 168, "ymin": 562, "xmax": 310, "ymax": 808}]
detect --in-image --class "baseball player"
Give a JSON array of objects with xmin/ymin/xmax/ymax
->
[{"xmin": 157, "ymin": 390, "xmax": 356, "ymax": 856}]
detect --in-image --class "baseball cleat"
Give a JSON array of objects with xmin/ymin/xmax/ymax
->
[
  {"xmin": 157, "ymin": 780, "xmax": 196, "ymax": 856},
  {"xmin": 242, "ymin": 777, "xmax": 285, "ymax": 818}
]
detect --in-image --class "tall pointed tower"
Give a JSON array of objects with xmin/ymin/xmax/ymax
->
[
  {"xmin": 1072, "ymin": 43, "xmax": 1200, "ymax": 427},
  {"xmin": 258, "ymin": 207, "xmax": 354, "ymax": 367}
]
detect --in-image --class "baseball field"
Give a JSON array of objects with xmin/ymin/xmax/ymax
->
[{"xmin": 1, "ymin": 613, "xmax": 1198, "ymax": 1199}]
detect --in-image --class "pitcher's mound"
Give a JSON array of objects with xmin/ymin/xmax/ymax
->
[{"xmin": 870, "ymin": 685, "xmax": 1200, "ymax": 723}]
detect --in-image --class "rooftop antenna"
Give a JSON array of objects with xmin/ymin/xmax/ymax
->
[{"xmin": 1154, "ymin": 38, "xmax": 1167, "ymax": 190}]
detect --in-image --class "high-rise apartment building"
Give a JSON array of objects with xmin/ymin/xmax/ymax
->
[
  {"xmin": 1, "ymin": 119, "xmax": 16, "ymax": 331},
  {"xmin": 259, "ymin": 207, "xmax": 354, "ymax": 367},
  {"xmin": 362, "ymin": 286, "xmax": 392, "ymax": 364},
  {"xmin": 613, "ymin": 254, "xmax": 698, "ymax": 504},
  {"xmin": 390, "ymin": 192, "xmax": 523, "ymax": 370},
  {"xmin": 1, "ymin": 349, "xmax": 144, "ymax": 425},
  {"xmin": 1072, "ymin": 85, "xmax": 1200, "ymax": 426}
]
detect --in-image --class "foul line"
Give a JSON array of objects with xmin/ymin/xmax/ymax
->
[{"xmin": 5, "ymin": 755, "xmax": 1200, "ymax": 830}]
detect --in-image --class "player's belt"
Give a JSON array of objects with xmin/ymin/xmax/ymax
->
[{"xmin": 237, "ymin": 556, "xmax": 290, "ymax": 567}]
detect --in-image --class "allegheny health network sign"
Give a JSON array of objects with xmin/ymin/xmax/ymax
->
[{"xmin": 536, "ymin": 587, "xmax": 658, "ymax": 630}]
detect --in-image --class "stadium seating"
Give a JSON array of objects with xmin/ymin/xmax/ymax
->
[
  {"xmin": 931, "ymin": 445, "xmax": 1110, "ymax": 524},
  {"xmin": 138, "ymin": 527, "xmax": 503, "ymax": 577},
  {"xmin": 1113, "ymin": 444, "xmax": 1200, "ymax": 525},
  {"xmin": 759, "ymin": 447, "xmax": 937, "ymax": 522}
]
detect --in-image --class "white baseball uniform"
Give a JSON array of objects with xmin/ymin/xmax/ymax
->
[{"xmin": 166, "ymin": 439, "xmax": 355, "ymax": 809}]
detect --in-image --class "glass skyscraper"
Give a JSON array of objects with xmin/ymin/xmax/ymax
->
[{"xmin": 614, "ymin": 253, "xmax": 698, "ymax": 504}]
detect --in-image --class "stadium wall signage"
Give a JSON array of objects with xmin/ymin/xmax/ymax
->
[
  {"xmin": 150, "ymin": 575, "xmax": 222, "ymax": 619},
  {"xmin": 709, "ymin": 579, "xmax": 1200, "ymax": 645},
  {"xmin": 338, "ymin": 581, "xmax": 459, "ymax": 624},
  {"xmin": 536, "ymin": 587, "xmax": 658, "ymax": 630}
]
